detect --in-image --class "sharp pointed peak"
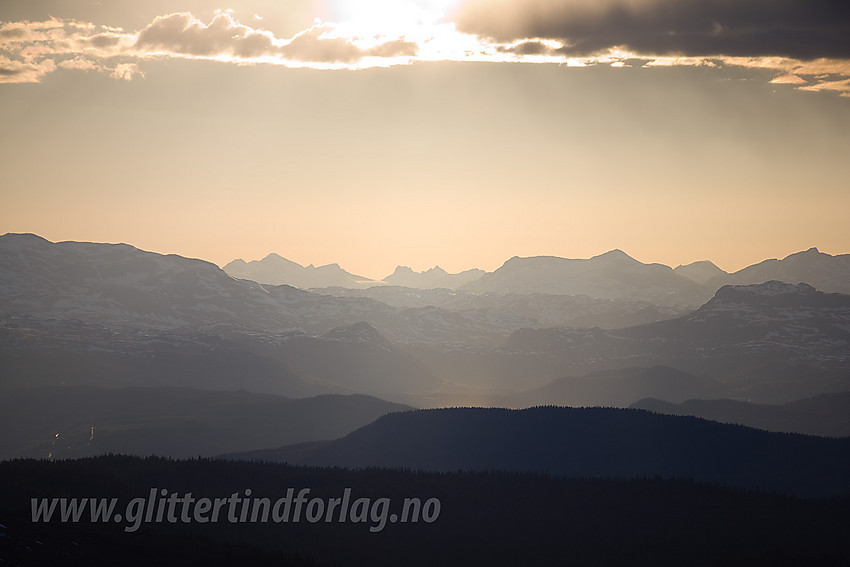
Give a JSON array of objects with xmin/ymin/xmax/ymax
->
[
  {"xmin": 424, "ymin": 266, "xmax": 448, "ymax": 274},
  {"xmin": 783, "ymin": 247, "xmax": 822, "ymax": 259}
]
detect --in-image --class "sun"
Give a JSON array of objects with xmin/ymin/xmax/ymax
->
[{"xmin": 327, "ymin": 0, "xmax": 459, "ymax": 36}]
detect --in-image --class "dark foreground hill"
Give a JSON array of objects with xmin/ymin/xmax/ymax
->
[
  {"xmin": 2, "ymin": 456, "xmax": 850, "ymax": 567},
  {"xmin": 0, "ymin": 386, "xmax": 411, "ymax": 460},
  {"xmin": 227, "ymin": 406, "xmax": 850, "ymax": 498}
]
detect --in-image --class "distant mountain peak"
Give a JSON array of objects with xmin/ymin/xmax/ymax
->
[
  {"xmin": 720, "ymin": 246, "xmax": 850, "ymax": 295},
  {"xmin": 674, "ymin": 260, "xmax": 728, "ymax": 285},
  {"xmin": 425, "ymin": 266, "xmax": 448, "ymax": 275},
  {"xmin": 783, "ymin": 247, "xmax": 823, "ymax": 260},
  {"xmin": 677, "ymin": 260, "xmax": 720, "ymax": 269},
  {"xmin": 258, "ymin": 252, "xmax": 300, "ymax": 265},
  {"xmin": 389, "ymin": 265, "xmax": 415, "ymax": 276},
  {"xmin": 1, "ymin": 233, "xmax": 54, "ymax": 253},
  {"xmin": 2, "ymin": 232, "xmax": 51, "ymax": 243},
  {"xmin": 383, "ymin": 264, "xmax": 484, "ymax": 290},
  {"xmin": 593, "ymin": 249, "xmax": 634, "ymax": 261},
  {"xmin": 464, "ymin": 250, "xmax": 711, "ymax": 308}
]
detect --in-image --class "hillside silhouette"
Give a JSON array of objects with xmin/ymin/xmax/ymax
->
[{"xmin": 229, "ymin": 406, "xmax": 850, "ymax": 498}]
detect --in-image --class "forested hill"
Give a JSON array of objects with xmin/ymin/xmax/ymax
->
[{"xmin": 2, "ymin": 456, "xmax": 850, "ymax": 567}]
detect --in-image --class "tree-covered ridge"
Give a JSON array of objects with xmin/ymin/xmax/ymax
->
[{"xmin": 2, "ymin": 456, "xmax": 849, "ymax": 566}]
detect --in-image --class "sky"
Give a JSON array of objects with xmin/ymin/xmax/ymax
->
[{"xmin": 1, "ymin": 0, "xmax": 849, "ymax": 279}]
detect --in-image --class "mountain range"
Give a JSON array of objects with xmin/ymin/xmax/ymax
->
[
  {"xmin": 224, "ymin": 254, "xmax": 485, "ymax": 290},
  {"xmin": 0, "ymin": 233, "xmax": 538, "ymax": 346},
  {"xmin": 4, "ymin": 227, "xmax": 850, "ymax": 550},
  {"xmin": 3, "ymin": 233, "xmax": 850, "ymax": 408},
  {"xmin": 673, "ymin": 260, "xmax": 727, "ymax": 284},
  {"xmin": 225, "ymin": 246, "xmax": 850, "ymax": 300},
  {"xmin": 2, "ymin": 234, "xmax": 849, "ymax": 409}
]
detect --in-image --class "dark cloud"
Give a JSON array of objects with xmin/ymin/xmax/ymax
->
[
  {"xmin": 86, "ymin": 33, "xmax": 123, "ymax": 49},
  {"xmin": 453, "ymin": 0, "xmax": 850, "ymax": 59},
  {"xmin": 366, "ymin": 39, "xmax": 418, "ymax": 59},
  {"xmin": 0, "ymin": 27, "xmax": 28, "ymax": 40},
  {"xmin": 497, "ymin": 40, "xmax": 554, "ymax": 56}
]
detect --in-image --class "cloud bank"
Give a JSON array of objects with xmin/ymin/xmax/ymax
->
[
  {"xmin": 0, "ymin": 11, "xmax": 420, "ymax": 82},
  {"xmin": 133, "ymin": 12, "xmax": 416, "ymax": 64},
  {"xmin": 1, "ymin": 3, "xmax": 848, "ymax": 96}
]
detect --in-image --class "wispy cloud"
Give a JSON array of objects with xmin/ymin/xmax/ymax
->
[
  {"xmin": 0, "ymin": 54, "xmax": 56, "ymax": 84},
  {"xmin": 1, "ymin": 4, "xmax": 848, "ymax": 95},
  {"xmin": 799, "ymin": 77, "xmax": 850, "ymax": 97}
]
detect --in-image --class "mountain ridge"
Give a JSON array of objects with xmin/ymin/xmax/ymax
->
[
  {"xmin": 382, "ymin": 265, "xmax": 486, "ymax": 289},
  {"xmin": 709, "ymin": 247, "xmax": 850, "ymax": 294},
  {"xmin": 460, "ymin": 251, "xmax": 713, "ymax": 308},
  {"xmin": 631, "ymin": 391, "xmax": 850, "ymax": 437}
]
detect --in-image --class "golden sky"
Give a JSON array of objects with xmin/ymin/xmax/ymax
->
[{"xmin": 2, "ymin": 0, "xmax": 849, "ymax": 278}]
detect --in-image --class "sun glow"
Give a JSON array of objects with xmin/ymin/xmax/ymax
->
[
  {"xmin": 319, "ymin": 0, "xmax": 500, "ymax": 64},
  {"xmin": 328, "ymin": 0, "xmax": 458, "ymax": 36}
]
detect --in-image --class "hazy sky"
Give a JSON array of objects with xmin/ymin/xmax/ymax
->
[{"xmin": 2, "ymin": 0, "xmax": 849, "ymax": 278}]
